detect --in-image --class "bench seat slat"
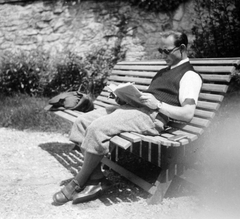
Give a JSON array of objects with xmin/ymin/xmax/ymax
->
[
  {"xmin": 163, "ymin": 129, "xmax": 198, "ymax": 142},
  {"xmin": 94, "ymin": 104, "xmax": 105, "ymax": 109},
  {"xmin": 96, "ymin": 96, "xmax": 118, "ymax": 105},
  {"xmin": 156, "ymin": 132, "xmax": 190, "ymax": 145},
  {"xmin": 154, "ymin": 135, "xmax": 189, "ymax": 146},
  {"xmin": 64, "ymin": 110, "xmax": 83, "ymax": 117},
  {"xmin": 110, "ymin": 136, "xmax": 132, "ymax": 150},
  {"xmin": 132, "ymin": 133, "xmax": 181, "ymax": 147},
  {"xmin": 53, "ymin": 111, "xmax": 77, "ymax": 123},
  {"xmin": 93, "ymin": 100, "xmax": 113, "ymax": 108},
  {"xmin": 119, "ymin": 132, "xmax": 142, "ymax": 143}
]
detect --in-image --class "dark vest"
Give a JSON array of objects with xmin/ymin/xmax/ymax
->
[{"xmin": 146, "ymin": 61, "xmax": 198, "ymax": 106}]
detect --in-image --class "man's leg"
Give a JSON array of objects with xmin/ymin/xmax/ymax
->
[
  {"xmin": 69, "ymin": 106, "xmax": 118, "ymax": 182},
  {"xmin": 52, "ymin": 107, "xmax": 118, "ymax": 205},
  {"xmin": 69, "ymin": 106, "xmax": 118, "ymax": 145},
  {"xmin": 80, "ymin": 106, "xmax": 161, "ymax": 155},
  {"xmin": 74, "ymin": 152, "xmax": 104, "ymax": 187},
  {"xmin": 53, "ymin": 106, "xmax": 164, "ymax": 205}
]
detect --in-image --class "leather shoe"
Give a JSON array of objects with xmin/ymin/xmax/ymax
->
[
  {"xmin": 52, "ymin": 179, "xmax": 84, "ymax": 206},
  {"xmin": 72, "ymin": 178, "xmax": 111, "ymax": 204}
]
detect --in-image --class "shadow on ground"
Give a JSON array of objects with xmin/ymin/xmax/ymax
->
[{"xmin": 39, "ymin": 142, "xmax": 149, "ymax": 206}]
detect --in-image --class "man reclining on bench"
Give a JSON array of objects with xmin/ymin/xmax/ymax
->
[{"xmin": 52, "ymin": 30, "xmax": 203, "ymax": 205}]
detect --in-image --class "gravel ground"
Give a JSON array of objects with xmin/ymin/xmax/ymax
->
[{"xmin": 0, "ymin": 127, "xmax": 239, "ymax": 219}]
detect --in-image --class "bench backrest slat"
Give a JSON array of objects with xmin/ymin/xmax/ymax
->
[
  {"xmin": 194, "ymin": 109, "xmax": 215, "ymax": 119},
  {"xmin": 201, "ymin": 75, "xmax": 231, "ymax": 82},
  {"xmin": 199, "ymin": 93, "xmax": 224, "ymax": 102},
  {"xmin": 197, "ymin": 101, "xmax": 220, "ymax": 111},
  {"xmin": 118, "ymin": 59, "xmax": 240, "ymax": 65},
  {"xmin": 201, "ymin": 84, "xmax": 228, "ymax": 93},
  {"xmin": 168, "ymin": 122, "xmax": 205, "ymax": 135},
  {"xmin": 189, "ymin": 117, "xmax": 211, "ymax": 127}
]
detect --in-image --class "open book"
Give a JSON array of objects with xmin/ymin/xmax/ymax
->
[{"xmin": 107, "ymin": 82, "xmax": 144, "ymax": 107}]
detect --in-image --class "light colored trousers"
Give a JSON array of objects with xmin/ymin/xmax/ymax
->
[{"xmin": 69, "ymin": 105, "xmax": 166, "ymax": 155}]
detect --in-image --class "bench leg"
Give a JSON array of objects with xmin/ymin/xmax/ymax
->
[
  {"xmin": 147, "ymin": 168, "xmax": 170, "ymax": 204},
  {"xmin": 101, "ymin": 157, "xmax": 155, "ymax": 193},
  {"xmin": 101, "ymin": 143, "xmax": 195, "ymax": 205},
  {"xmin": 147, "ymin": 144, "xmax": 186, "ymax": 204}
]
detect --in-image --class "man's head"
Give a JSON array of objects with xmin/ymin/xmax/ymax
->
[{"xmin": 158, "ymin": 31, "xmax": 188, "ymax": 67}]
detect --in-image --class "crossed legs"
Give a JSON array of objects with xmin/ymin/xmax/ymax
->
[
  {"xmin": 74, "ymin": 152, "xmax": 104, "ymax": 186},
  {"xmin": 53, "ymin": 105, "xmax": 163, "ymax": 205},
  {"xmin": 52, "ymin": 151, "xmax": 106, "ymax": 205}
]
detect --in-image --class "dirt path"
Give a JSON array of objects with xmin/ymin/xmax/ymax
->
[{"xmin": 0, "ymin": 128, "xmax": 238, "ymax": 219}]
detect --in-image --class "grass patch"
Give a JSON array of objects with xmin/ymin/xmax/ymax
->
[{"xmin": 0, "ymin": 94, "xmax": 71, "ymax": 133}]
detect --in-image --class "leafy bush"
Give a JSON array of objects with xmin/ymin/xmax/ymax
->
[
  {"xmin": 0, "ymin": 51, "xmax": 49, "ymax": 96},
  {"xmin": 191, "ymin": 0, "xmax": 240, "ymax": 92},
  {"xmin": 63, "ymin": 0, "xmax": 188, "ymax": 12},
  {"xmin": 83, "ymin": 46, "xmax": 125, "ymax": 98},
  {"xmin": 42, "ymin": 52, "xmax": 87, "ymax": 96},
  {"xmin": 43, "ymin": 47, "xmax": 125, "ymax": 99},
  {"xmin": 0, "ymin": 46, "xmax": 125, "ymax": 99},
  {"xmin": 191, "ymin": 0, "xmax": 240, "ymax": 58},
  {"xmin": 127, "ymin": 0, "xmax": 188, "ymax": 12}
]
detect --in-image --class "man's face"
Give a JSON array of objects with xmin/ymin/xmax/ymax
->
[{"xmin": 159, "ymin": 35, "xmax": 182, "ymax": 67}]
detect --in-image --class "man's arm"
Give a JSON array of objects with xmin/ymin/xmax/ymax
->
[
  {"xmin": 139, "ymin": 93, "xmax": 196, "ymax": 122},
  {"xmin": 158, "ymin": 98, "xmax": 196, "ymax": 122},
  {"xmin": 139, "ymin": 71, "xmax": 202, "ymax": 122}
]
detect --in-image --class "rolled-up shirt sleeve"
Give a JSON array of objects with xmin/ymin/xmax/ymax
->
[{"xmin": 179, "ymin": 71, "xmax": 202, "ymax": 105}]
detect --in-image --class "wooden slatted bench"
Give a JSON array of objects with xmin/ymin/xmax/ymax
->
[{"xmin": 46, "ymin": 58, "xmax": 240, "ymax": 204}]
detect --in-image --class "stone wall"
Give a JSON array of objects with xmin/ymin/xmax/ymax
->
[{"xmin": 0, "ymin": 0, "xmax": 197, "ymax": 61}]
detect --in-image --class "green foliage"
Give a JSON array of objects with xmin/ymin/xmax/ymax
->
[
  {"xmin": 83, "ymin": 46, "xmax": 126, "ymax": 98},
  {"xmin": 191, "ymin": 0, "xmax": 240, "ymax": 58},
  {"xmin": 0, "ymin": 51, "xmax": 49, "ymax": 96},
  {"xmin": 42, "ymin": 52, "xmax": 87, "ymax": 96},
  {"xmin": 127, "ymin": 0, "xmax": 188, "ymax": 12},
  {"xmin": 62, "ymin": 0, "xmax": 188, "ymax": 12},
  {"xmin": 191, "ymin": 0, "xmax": 240, "ymax": 92},
  {"xmin": 0, "ymin": 46, "xmax": 125, "ymax": 99},
  {"xmin": 43, "ymin": 47, "xmax": 125, "ymax": 98}
]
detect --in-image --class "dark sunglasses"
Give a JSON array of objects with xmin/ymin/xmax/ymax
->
[{"xmin": 158, "ymin": 46, "xmax": 179, "ymax": 55}]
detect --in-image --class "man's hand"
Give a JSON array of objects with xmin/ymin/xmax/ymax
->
[{"xmin": 139, "ymin": 93, "xmax": 159, "ymax": 109}]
